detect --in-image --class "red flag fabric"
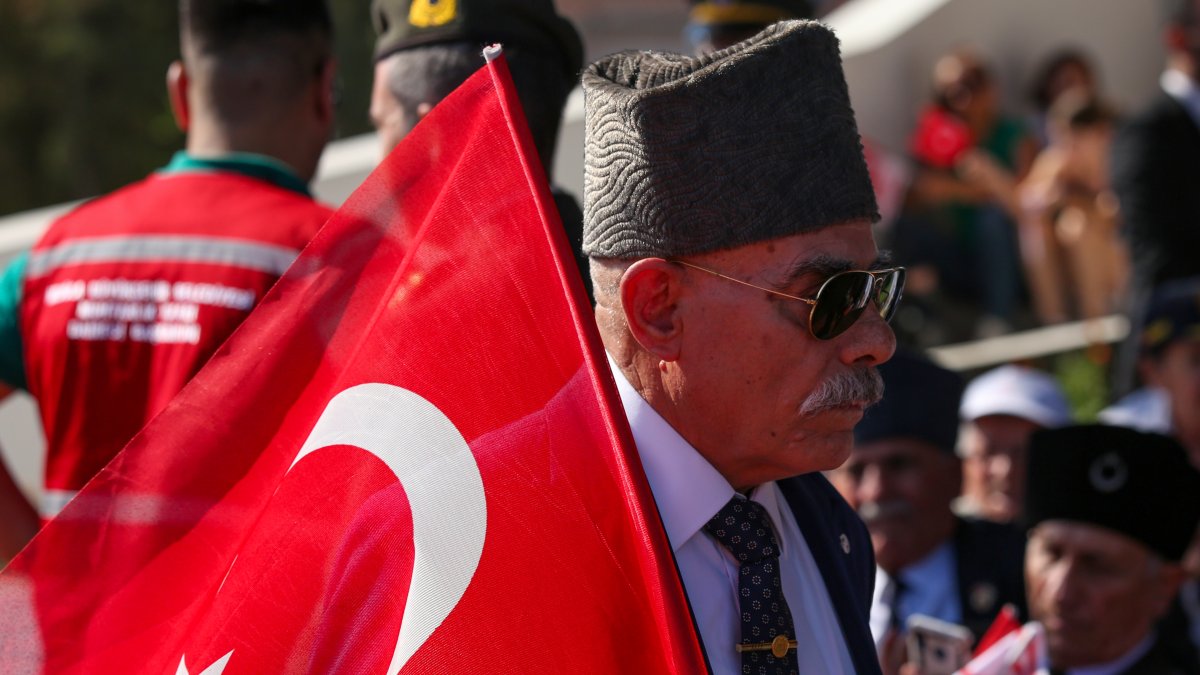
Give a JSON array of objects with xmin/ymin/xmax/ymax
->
[
  {"xmin": 956, "ymin": 622, "xmax": 1048, "ymax": 675},
  {"xmin": 972, "ymin": 604, "xmax": 1022, "ymax": 657},
  {"xmin": 0, "ymin": 53, "xmax": 707, "ymax": 674}
]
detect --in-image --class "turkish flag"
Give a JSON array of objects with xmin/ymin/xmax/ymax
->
[
  {"xmin": 0, "ymin": 52, "xmax": 707, "ymax": 674},
  {"xmin": 972, "ymin": 604, "xmax": 1021, "ymax": 657},
  {"xmin": 956, "ymin": 621, "xmax": 1048, "ymax": 675}
]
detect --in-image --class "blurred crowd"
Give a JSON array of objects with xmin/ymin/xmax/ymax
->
[{"xmin": 0, "ymin": 0, "xmax": 1199, "ymax": 674}]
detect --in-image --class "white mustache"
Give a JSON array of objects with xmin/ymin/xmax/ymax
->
[
  {"xmin": 798, "ymin": 368, "xmax": 884, "ymax": 416},
  {"xmin": 858, "ymin": 500, "xmax": 912, "ymax": 524}
]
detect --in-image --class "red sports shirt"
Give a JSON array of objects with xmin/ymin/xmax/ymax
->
[{"xmin": 19, "ymin": 154, "xmax": 332, "ymax": 516}]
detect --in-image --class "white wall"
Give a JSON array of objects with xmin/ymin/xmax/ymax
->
[{"xmin": 828, "ymin": 0, "xmax": 1167, "ymax": 154}]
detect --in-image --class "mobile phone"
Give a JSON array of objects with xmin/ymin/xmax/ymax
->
[{"xmin": 905, "ymin": 614, "xmax": 974, "ymax": 675}]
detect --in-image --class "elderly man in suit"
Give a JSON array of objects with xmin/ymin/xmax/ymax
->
[
  {"xmin": 828, "ymin": 350, "xmax": 1027, "ymax": 663},
  {"xmin": 585, "ymin": 21, "xmax": 901, "ymax": 674}
]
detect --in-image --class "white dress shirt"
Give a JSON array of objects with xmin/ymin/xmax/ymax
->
[
  {"xmin": 1162, "ymin": 68, "xmax": 1200, "ymax": 129},
  {"xmin": 609, "ymin": 356, "xmax": 855, "ymax": 674}
]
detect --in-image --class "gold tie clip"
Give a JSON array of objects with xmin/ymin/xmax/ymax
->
[{"xmin": 735, "ymin": 635, "xmax": 798, "ymax": 658}]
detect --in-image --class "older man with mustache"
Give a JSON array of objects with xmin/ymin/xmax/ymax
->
[
  {"xmin": 1022, "ymin": 425, "xmax": 1200, "ymax": 673},
  {"xmin": 828, "ymin": 350, "xmax": 1027, "ymax": 663},
  {"xmin": 587, "ymin": 20, "xmax": 899, "ymax": 675}
]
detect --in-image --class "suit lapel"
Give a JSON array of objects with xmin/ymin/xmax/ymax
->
[{"xmin": 778, "ymin": 475, "xmax": 881, "ymax": 675}]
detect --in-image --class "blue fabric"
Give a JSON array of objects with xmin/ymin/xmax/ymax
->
[
  {"xmin": 705, "ymin": 497, "xmax": 798, "ymax": 675},
  {"xmin": 0, "ymin": 252, "xmax": 28, "ymax": 390},
  {"xmin": 894, "ymin": 542, "xmax": 962, "ymax": 628}
]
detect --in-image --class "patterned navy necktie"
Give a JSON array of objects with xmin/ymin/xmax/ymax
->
[{"xmin": 704, "ymin": 497, "xmax": 800, "ymax": 675}]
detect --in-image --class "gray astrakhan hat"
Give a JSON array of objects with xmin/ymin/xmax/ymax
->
[{"xmin": 582, "ymin": 20, "xmax": 878, "ymax": 259}]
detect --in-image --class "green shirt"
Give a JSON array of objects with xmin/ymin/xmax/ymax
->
[{"xmin": 0, "ymin": 252, "xmax": 28, "ymax": 389}]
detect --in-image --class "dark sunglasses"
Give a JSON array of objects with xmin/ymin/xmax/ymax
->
[{"xmin": 672, "ymin": 260, "xmax": 906, "ymax": 340}]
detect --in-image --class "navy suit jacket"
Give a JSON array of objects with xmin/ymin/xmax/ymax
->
[
  {"xmin": 953, "ymin": 516, "xmax": 1028, "ymax": 643},
  {"xmin": 776, "ymin": 473, "xmax": 882, "ymax": 675}
]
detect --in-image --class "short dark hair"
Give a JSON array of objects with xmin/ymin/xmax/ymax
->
[
  {"xmin": 931, "ymin": 49, "xmax": 993, "ymax": 113},
  {"xmin": 1028, "ymin": 48, "xmax": 1094, "ymax": 112},
  {"xmin": 179, "ymin": 0, "xmax": 334, "ymax": 124},
  {"xmin": 384, "ymin": 42, "xmax": 573, "ymax": 170},
  {"xmin": 180, "ymin": 0, "xmax": 332, "ymax": 54}
]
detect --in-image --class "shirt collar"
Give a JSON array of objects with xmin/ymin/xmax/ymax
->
[
  {"xmin": 1161, "ymin": 69, "xmax": 1200, "ymax": 129},
  {"xmin": 608, "ymin": 354, "xmax": 736, "ymax": 552},
  {"xmin": 160, "ymin": 151, "xmax": 312, "ymax": 197},
  {"xmin": 748, "ymin": 481, "xmax": 790, "ymax": 557}
]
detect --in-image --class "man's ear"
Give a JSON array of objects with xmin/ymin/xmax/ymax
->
[
  {"xmin": 166, "ymin": 60, "xmax": 190, "ymax": 132},
  {"xmin": 620, "ymin": 258, "xmax": 686, "ymax": 362},
  {"xmin": 415, "ymin": 101, "xmax": 435, "ymax": 122}
]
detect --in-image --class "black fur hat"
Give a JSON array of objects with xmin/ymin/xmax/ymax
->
[{"xmin": 1024, "ymin": 424, "xmax": 1200, "ymax": 562}]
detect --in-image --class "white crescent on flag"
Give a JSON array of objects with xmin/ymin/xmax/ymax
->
[
  {"xmin": 291, "ymin": 383, "xmax": 488, "ymax": 674},
  {"xmin": 177, "ymin": 651, "xmax": 233, "ymax": 675}
]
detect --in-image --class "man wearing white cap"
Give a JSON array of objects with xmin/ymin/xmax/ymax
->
[{"xmin": 958, "ymin": 364, "xmax": 1072, "ymax": 523}]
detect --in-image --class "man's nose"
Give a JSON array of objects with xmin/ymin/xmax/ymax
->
[
  {"xmin": 988, "ymin": 453, "xmax": 1013, "ymax": 483},
  {"xmin": 1046, "ymin": 559, "xmax": 1080, "ymax": 608},
  {"xmin": 837, "ymin": 306, "xmax": 897, "ymax": 368}
]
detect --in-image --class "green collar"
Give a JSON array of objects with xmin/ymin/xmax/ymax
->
[{"xmin": 160, "ymin": 151, "xmax": 312, "ymax": 197}]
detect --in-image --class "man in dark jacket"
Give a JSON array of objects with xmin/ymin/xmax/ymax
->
[
  {"xmin": 829, "ymin": 350, "xmax": 1027, "ymax": 661},
  {"xmin": 1111, "ymin": 0, "xmax": 1200, "ymax": 294},
  {"xmin": 1110, "ymin": 0, "xmax": 1200, "ymax": 393},
  {"xmin": 1023, "ymin": 425, "xmax": 1200, "ymax": 674}
]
